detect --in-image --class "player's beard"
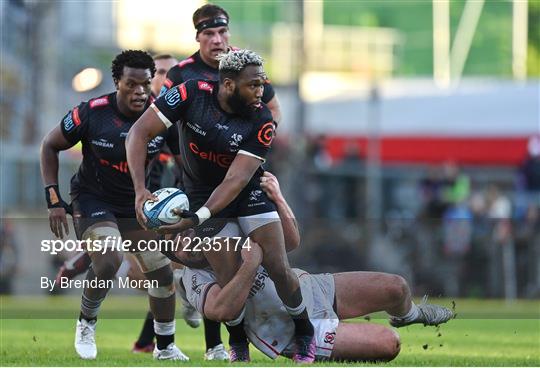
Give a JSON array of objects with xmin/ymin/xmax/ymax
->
[{"xmin": 227, "ymin": 87, "xmax": 252, "ymax": 117}]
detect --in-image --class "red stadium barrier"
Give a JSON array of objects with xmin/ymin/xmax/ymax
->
[{"xmin": 324, "ymin": 136, "xmax": 530, "ymax": 166}]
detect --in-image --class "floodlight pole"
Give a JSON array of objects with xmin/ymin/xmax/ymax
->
[
  {"xmin": 433, "ymin": 0, "xmax": 451, "ymax": 88},
  {"xmin": 512, "ymin": 0, "xmax": 528, "ymax": 81},
  {"xmin": 450, "ymin": 0, "xmax": 485, "ymax": 85}
]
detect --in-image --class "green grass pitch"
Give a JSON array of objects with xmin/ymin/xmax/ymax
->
[{"xmin": 1, "ymin": 296, "xmax": 538, "ymax": 366}]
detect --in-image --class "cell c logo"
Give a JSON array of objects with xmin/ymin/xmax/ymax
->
[
  {"xmin": 257, "ymin": 122, "xmax": 275, "ymax": 146},
  {"xmin": 189, "ymin": 142, "xmax": 233, "ymax": 168}
]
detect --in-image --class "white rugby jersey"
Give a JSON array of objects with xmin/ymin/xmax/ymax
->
[{"xmin": 179, "ymin": 266, "xmax": 315, "ymax": 359}]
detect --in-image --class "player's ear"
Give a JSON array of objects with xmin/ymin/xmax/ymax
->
[
  {"xmin": 195, "ymin": 32, "xmax": 200, "ymax": 43},
  {"xmin": 223, "ymin": 78, "xmax": 234, "ymax": 93},
  {"xmin": 113, "ymin": 78, "xmax": 119, "ymax": 90}
]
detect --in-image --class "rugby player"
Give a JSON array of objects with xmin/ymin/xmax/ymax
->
[
  {"xmin": 49, "ymin": 52, "xmax": 202, "ymax": 356},
  {"xmin": 161, "ymin": 4, "xmax": 281, "ymax": 123},
  {"xmin": 157, "ymin": 4, "xmax": 284, "ymax": 360},
  {"xmin": 126, "ymin": 49, "xmax": 316, "ymax": 363},
  {"xmin": 174, "ymin": 239, "xmax": 454, "ymax": 362},
  {"xmin": 52, "ymin": 54, "xmax": 180, "ymax": 282},
  {"xmin": 40, "ymin": 50, "xmax": 188, "ymax": 361}
]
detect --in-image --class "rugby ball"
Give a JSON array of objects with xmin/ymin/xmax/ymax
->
[{"xmin": 143, "ymin": 188, "xmax": 189, "ymax": 229}]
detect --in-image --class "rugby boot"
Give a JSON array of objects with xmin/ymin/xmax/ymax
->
[
  {"xmin": 390, "ymin": 295, "xmax": 455, "ymax": 327},
  {"xmin": 292, "ymin": 334, "xmax": 316, "ymax": 364},
  {"xmin": 229, "ymin": 342, "xmax": 250, "ymax": 362},
  {"xmin": 204, "ymin": 343, "xmax": 230, "ymax": 361},
  {"xmin": 74, "ymin": 319, "xmax": 97, "ymax": 359},
  {"xmin": 153, "ymin": 343, "xmax": 189, "ymax": 361}
]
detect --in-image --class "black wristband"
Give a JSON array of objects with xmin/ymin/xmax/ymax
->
[
  {"xmin": 180, "ymin": 209, "xmax": 200, "ymax": 226},
  {"xmin": 45, "ymin": 184, "xmax": 63, "ymax": 209}
]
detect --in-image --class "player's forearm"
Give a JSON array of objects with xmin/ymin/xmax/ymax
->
[
  {"xmin": 125, "ymin": 126, "xmax": 150, "ymax": 192},
  {"xmin": 203, "ymin": 176, "xmax": 249, "ymax": 215},
  {"xmin": 275, "ymin": 197, "xmax": 301, "ymax": 252},
  {"xmin": 40, "ymin": 140, "xmax": 61, "ymax": 186},
  {"xmin": 210, "ymin": 261, "xmax": 258, "ymax": 321}
]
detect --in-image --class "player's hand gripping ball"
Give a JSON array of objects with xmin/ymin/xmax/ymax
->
[{"xmin": 143, "ymin": 188, "xmax": 189, "ymax": 230}]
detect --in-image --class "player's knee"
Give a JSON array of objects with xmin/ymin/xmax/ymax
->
[
  {"xmin": 145, "ymin": 264, "xmax": 173, "ymax": 285},
  {"xmin": 93, "ymin": 253, "xmax": 122, "ymax": 279},
  {"xmin": 264, "ymin": 259, "xmax": 292, "ymax": 282},
  {"xmin": 217, "ymin": 306, "xmax": 245, "ymax": 324},
  {"xmin": 82, "ymin": 225, "xmax": 123, "ymax": 279},
  {"xmin": 381, "ymin": 329, "xmax": 401, "ymax": 361},
  {"xmin": 145, "ymin": 265, "xmax": 175, "ymax": 298},
  {"xmin": 134, "ymin": 250, "xmax": 171, "ymax": 273},
  {"xmin": 387, "ymin": 274, "xmax": 409, "ymax": 302}
]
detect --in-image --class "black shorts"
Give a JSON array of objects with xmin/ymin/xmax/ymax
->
[{"xmin": 71, "ymin": 192, "xmax": 141, "ymax": 237}]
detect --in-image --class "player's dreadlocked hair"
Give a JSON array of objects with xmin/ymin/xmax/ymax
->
[
  {"xmin": 111, "ymin": 50, "xmax": 156, "ymax": 82},
  {"xmin": 218, "ymin": 49, "xmax": 263, "ymax": 83}
]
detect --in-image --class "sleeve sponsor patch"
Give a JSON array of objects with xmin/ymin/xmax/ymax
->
[
  {"xmin": 89, "ymin": 96, "xmax": 109, "ymax": 108},
  {"xmin": 164, "ymin": 84, "xmax": 187, "ymax": 108},
  {"xmin": 257, "ymin": 121, "xmax": 275, "ymax": 146},
  {"xmin": 63, "ymin": 107, "xmax": 80, "ymax": 132},
  {"xmin": 198, "ymin": 81, "xmax": 213, "ymax": 93}
]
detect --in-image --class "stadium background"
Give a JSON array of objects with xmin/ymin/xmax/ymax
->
[{"xmin": 0, "ymin": 1, "xmax": 539, "ymax": 365}]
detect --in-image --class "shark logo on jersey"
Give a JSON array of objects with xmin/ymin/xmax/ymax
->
[
  {"xmin": 229, "ymin": 133, "xmax": 243, "ymax": 149},
  {"xmin": 147, "ymin": 136, "xmax": 164, "ymax": 154},
  {"xmin": 249, "ymin": 190, "xmax": 262, "ymax": 202},
  {"xmin": 215, "ymin": 123, "xmax": 229, "ymax": 131}
]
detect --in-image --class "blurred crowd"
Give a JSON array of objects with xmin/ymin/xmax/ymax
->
[{"xmin": 270, "ymin": 134, "xmax": 540, "ymax": 299}]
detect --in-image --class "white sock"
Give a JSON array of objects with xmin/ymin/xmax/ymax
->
[{"xmin": 154, "ymin": 320, "xmax": 175, "ymax": 335}]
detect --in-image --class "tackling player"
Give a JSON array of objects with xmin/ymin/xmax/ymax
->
[
  {"xmin": 40, "ymin": 50, "xmax": 188, "ymax": 361},
  {"xmin": 175, "ymin": 237, "xmax": 454, "ymax": 362},
  {"xmin": 126, "ymin": 49, "xmax": 316, "ymax": 363}
]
